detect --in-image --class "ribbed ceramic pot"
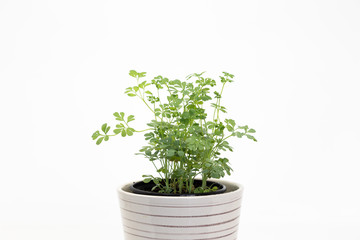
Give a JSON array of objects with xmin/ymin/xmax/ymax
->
[{"xmin": 117, "ymin": 179, "xmax": 244, "ymax": 240}]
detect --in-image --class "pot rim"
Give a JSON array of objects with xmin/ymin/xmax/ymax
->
[
  {"xmin": 118, "ymin": 179, "xmax": 243, "ymax": 200},
  {"xmin": 130, "ymin": 179, "xmax": 227, "ymax": 196}
]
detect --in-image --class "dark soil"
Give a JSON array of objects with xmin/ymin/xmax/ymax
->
[{"xmin": 130, "ymin": 179, "xmax": 226, "ymax": 196}]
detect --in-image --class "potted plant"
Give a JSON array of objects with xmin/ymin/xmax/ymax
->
[{"xmin": 92, "ymin": 70, "xmax": 257, "ymax": 240}]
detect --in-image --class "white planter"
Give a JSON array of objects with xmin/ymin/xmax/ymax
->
[{"xmin": 117, "ymin": 179, "xmax": 244, "ymax": 240}]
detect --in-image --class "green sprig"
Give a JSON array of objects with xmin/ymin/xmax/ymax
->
[{"xmin": 91, "ymin": 70, "xmax": 257, "ymax": 194}]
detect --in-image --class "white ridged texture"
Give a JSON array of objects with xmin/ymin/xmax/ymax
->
[{"xmin": 117, "ymin": 180, "xmax": 243, "ymax": 240}]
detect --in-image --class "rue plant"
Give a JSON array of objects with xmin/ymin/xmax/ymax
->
[{"xmin": 92, "ymin": 70, "xmax": 257, "ymax": 194}]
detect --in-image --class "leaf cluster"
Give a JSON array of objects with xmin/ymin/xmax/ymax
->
[{"xmin": 92, "ymin": 70, "xmax": 257, "ymax": 194}]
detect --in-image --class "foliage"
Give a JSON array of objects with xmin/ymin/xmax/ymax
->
[{"xmin": 92, "ymin": 70, "xmax": 257, "ymax": 194}]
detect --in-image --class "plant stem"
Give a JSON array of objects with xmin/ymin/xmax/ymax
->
[
  {"xmin": 209, "ymin": 134, "xmax": 232, "ymax": 161},
  {"xmin": 134, "ymin": 128, "xmax": 153, "ymax": 133},
  {"xmin": 202, "ymin": 175, "xmax": 207, "ymax": 189},
  {"xmin": 164, "ymin": 159, "xmax": 169, "ymax": 190},
  {"xmin": 189, "ymin": 178, "xmax": 193, "ymax": 193},
  {"xmin": 152, "ymin": 161, "xmax": 164, "ymax": 179},
  {"xmin": 216, "ymin": 82, "xmax": 226, "ymax": 122},
  {"xmin": 140, "ymin": 97, "xmax": 155, "ymax": 114}
]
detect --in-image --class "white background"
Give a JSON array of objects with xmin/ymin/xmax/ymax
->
[{"xmin": 1, "ymin": 0, "xmax": 360, "ymax": 239}]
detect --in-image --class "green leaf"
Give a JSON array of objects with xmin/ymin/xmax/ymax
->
[
  {"xmin": 129, "ymin": 70, "xmax": 138, "ymax": 78},
  {"xmin": 96, "ymin": 137, "xmax": 104, "ymax": 145},
  {"xmin": 127, "ymin": 93, "xmax": 136, "ymax": 97},
  {"xmin": 143, "ymin": 178, "xmax": 152, "ymax": 183},
  {"xmin": 201, "ymin": 95, "xmax": 212, "ymax": 101},
  {"xmin": 226, "ymin": 125, "xmax": 234, "ymax": 132},
  {"xmin": 246, "ymin": 134, "xmax": 257, "ymax": 142},
  {"xmin": 114, "ymin": 112, "xmax": 124, "ymax": 121},
  {"xmin": 113, "ymin": 129, "xmax": 121, "ymax": 134},
  {"xmin": 153, "ymin": 178, "xmax": 160, "ymax": 185},
  {"xmin": 127, "ymin": 115, "xmax": 135, "ymax": 123},
  {"xmin": 138, "ymin": 72, "xmax": 146, "ymax": 78},
  {"xmin": 167, "ymin": 149, "xmax": 175, "ymax": 157},
  {"xmin": 101, "ymin": 123, "xmax": 107, "ymax": 133},
  {"xmin": 206, "ymin": 121, "xmax": 215, "ymax": 129},
  {"xmin": 133, "ymin": 86, "xmax": 139, "ymax": 92},
  {"xmin": 105, "ymin": 126, "xmax": 110, "ymax": 134},
  {"xmin": 121, "ymin": 130, "xmax": 126, "ymax": 137},
  {"xmin": 144, "ymin": 132, "xmax": 154, "ymax": 140},
  {"xmin": 194, "ymin": 187, "xmax": 204, "ymax": 194},
  {"xmin": 211, "ymin": 172, "xmax": 221, "ymax": 178},
  {"xmin": 220, "ymin": 106, "xmax": 227, "ymax": 113},
  {"xmin": 126, "ymin": 128, "xmax": 134, "ymax": 136},
  {"xmin": 236, "ymin": 132, "xmax": 245, "ymax": 138},
  {"xmin": 227, "ymin": 119, "xmax": 236, "ymax": 127},
  {"xmin": 239, "ymin": 125, "xmax": 249, "ymax": 130},
  {"xmin": 142, "ymin": 174, "xmax": 154, "ymax": 178},
  {"xmin": 214, "ymin": 91, "xmax": 221, "ymax": 98},
  {"xmin": 139, "ymin": 81, "xmax": 147, "ymax": 89},
  {"xmin": 248, "ymin": 128, "xmax": 256, "ymax": 133},
  {"xmin": 91, "ymin": 131, "xmax": 100, "ymax": 140},
  {"xmin": 177, "ymin": 150, "xmax": 184, "ymax": 157},
  {"xmin": 104, "ymin": 135, "xmax": 109, "ymax": 141},
  {"xmin": 223, "ymin": 72, "xmax": 234, "ymax": 78},
  {"xmin": 145, "ymin": 91, "xmax": 152, "ymax": 95}
]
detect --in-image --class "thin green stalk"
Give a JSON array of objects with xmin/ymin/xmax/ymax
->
[
  {"xmin": 209, "ymin": 134, "xmax": 232, "ymax": 161},
  {"xmin": 134, "ymin": 128, "xmax": 153, "ymax": 133},
  {"xmin": 164, "ymin": 159, "xmax": 169, "ymax": 190},
  {"xmin": 216, "ymin": 82, "xmax": 226, "ymax": 122},
  {"xmin": 140, "ymin": 97, "xmax": 155, "ymax": 114},
  {"xmin": 152, "ymin": 161, "xmax": 164, "ymax": 179},
  {"xmin": 202, "ymin": 175, "xmax": 207, "ymax": 189},
  {"xmin": 189, "ymin": 178, "xmax": 193, "ymax": 193}
]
